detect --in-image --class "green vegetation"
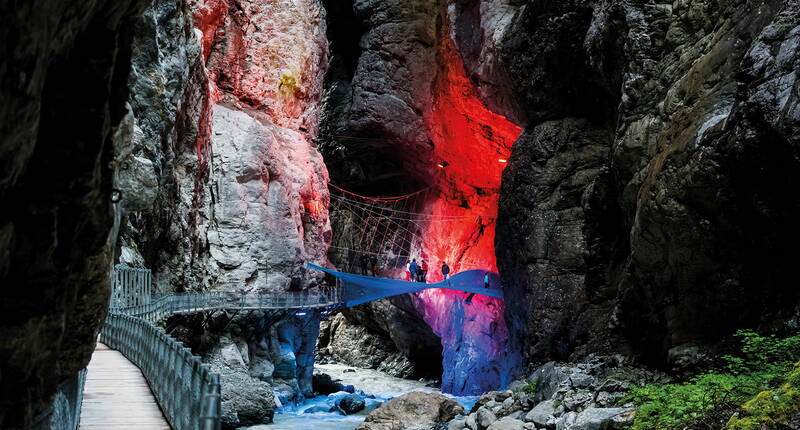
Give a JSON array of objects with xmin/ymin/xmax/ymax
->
[
  {"xmin": 623, "ymin": 330, "xmax": 800, "ymax": 430},
  {"xmin": 520, "ymin": 380, "xmax": 538, "ymax": 396}
]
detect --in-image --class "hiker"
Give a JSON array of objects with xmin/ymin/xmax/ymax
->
[
  {"xmin": 405, "ymin": 260, "xmax": 413, "ymax": 281},
  {"xmin": 420, "ymin": 260, "xmax": 429, "ymax": 283},
  {"xmin": 441, "ymin": 262, "xmax": 450, "ymax": 280},
  {"xmin": 409, "ymin": 259, "xmax": 420, "ymax": 282},
  {"xmin": 359, "ymin": 253, "xmax": 368, "ymax": 275},
  {"xmin": 370, "ymin": 254, "xmax": 378, "ymax": 276}
]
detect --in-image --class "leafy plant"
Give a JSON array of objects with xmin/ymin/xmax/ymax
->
[
  {"xmin": 520, "ymin": 380, "xmax": 538, "ymax": 396},
  {"xmin": 624, "ymin": 330, "xmax": 800, "ymax": 430}
]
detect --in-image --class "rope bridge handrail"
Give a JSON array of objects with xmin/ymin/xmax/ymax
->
[{"xmin": 307, "ymin": 263, "xmax": 503, "ymax": 307}]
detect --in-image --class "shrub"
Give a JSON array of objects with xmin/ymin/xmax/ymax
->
[
  {"xmin": 624, "ymin": 330, "xmax": 800, "ymax": 430},
  {"xmin": 520, "ymin": 380, "xmax": 538, "ymax": 396}
]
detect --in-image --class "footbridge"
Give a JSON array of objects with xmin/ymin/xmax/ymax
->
[{"xmin": 69, "ymin": 263, "xmax": 501, "ymax": 430}]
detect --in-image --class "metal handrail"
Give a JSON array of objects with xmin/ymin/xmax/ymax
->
[
  {"xmin": 100, "ymin": 312, "xmax": 221, "ymax": 430},
  {"xmin": 111, "ymin": 289, "xmax": 344, "ymax": 322},
  {"xmin": 103, "ymin": 265, "xmax": 343, "ymax": 430}
]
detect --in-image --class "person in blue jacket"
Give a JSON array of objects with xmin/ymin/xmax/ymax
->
[{"xmin": 408, "ymin": 259, "xmax": 420, "ymax": 282}]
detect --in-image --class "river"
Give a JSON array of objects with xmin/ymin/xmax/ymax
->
[{"xmin": 247, "ymin": 363, "xmax": 479, "ymax": 430}]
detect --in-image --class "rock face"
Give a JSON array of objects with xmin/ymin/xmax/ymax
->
[
  {"xmin": 317, "ymin": 302, "xmax": 443, "ymax": 379},
  {"xmin": 357, "ymin": 391, "xmax": 465, "ymax": 430},
  {"xmin": 120, "ymin": 0, "xmax": 331, "ymax": 293},
  {"xmin": 114, "ymin": 0, "xmax": 333, "ymax": 424},
  {"xmin": 0, "ymin": 0, "xmax": 148, "ymax": 427},
  {"xmin": 319, "ymin": 0, "xmax": 521, "ymax": 394},
  {"xmin": 495, "ymin": 0, "xmax": 800, "ymax": 367},
  {"xmin": 206, "ymin": 337, "xmax": 277, "ymax": 428}
]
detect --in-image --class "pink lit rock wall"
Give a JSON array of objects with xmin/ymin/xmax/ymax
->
[{"xmin": 189, "ymin": 0, "xmax": 332, "ymax": 290}]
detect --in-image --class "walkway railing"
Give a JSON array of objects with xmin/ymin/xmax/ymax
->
[
  {"xmin": 113, "ymin": 288, "xmax": 343, "ymax": 322},
  {"xmin": 100, "ymin": 312, "xmax": 220, "ymax": 430},
  {"xmin": 101, "ymin": 264, "xmax": 343, "ymax": 430}
]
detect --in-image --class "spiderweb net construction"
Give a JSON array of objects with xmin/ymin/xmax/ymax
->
[{"xmin": 327, "ymin": 184, "xmax": 485, "ymax": 274}]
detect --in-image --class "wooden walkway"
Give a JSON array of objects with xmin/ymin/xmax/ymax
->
[{"xmin": 79, "ymin": 342, "xmax": 170, "ymax": 429}]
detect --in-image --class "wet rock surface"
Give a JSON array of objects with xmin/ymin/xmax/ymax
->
[{"xmin": 357, "ymin": 391, "xmax": 465, "ymax": 430}]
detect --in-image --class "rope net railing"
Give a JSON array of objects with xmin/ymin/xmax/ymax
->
[{"xmin": 327, "ymin": 183, "xmax": 489, "ymax": 274}]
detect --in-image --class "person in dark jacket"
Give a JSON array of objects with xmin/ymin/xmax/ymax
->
[
  {"xmin": 441, "ymin": 262, "xmax": 450, "ymax": 280},
  {"xmin": 359, "ymin": 253, "xmax": 368, "ymax": 275},
  {"xmin": 369, "ymin": 255, "xmax": 378, "ymax": 276},
  {"xmin": 419, "ymin": 260, "xmax": 429, "ymax": 283}
]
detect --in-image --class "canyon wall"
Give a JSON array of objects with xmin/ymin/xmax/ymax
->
[
  {"xmin": 494, "ymin": 0, "xmax": 800, "ymax": 372},
  {"xmin": 114, "ymin": 0, "xmax": 333, "ymax": 427},
  {"xmin": 318, "ymin": 0, "xmax": 522, "ymax": 394},
  {"xmin": 0, "ymin": 0, "xmax": 148, "ymax": 427}
]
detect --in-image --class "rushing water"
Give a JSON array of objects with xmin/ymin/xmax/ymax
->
[{"xmin": 248, "ymin": 364, "xmax": 478, "ymax": 430}]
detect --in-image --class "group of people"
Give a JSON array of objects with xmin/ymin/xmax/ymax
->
[
  {"xmin": 359, "ymin": 253, "xmax": 379, "ymax": 276},
  {"xmin": 406, "ymin": 259, "xmax": 450, "ymax": 283}
]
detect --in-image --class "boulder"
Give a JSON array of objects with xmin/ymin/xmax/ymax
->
[
  {"xmin": 569, "ymin": 373, "xmax": 594, "ymax": 389},
  {"xmin": 478, "ymin": 407, "xmax": 498, "ymax": 429},
  {"xmin": 555, "ymin": 411, "xmax": 577, "ymax": 430},
  {"xmin": 487, "ymin": 417, "xmax": 525, "ymax": 430},
  {"xmin": 529, "ymin": 363, "xmax": 569, "ymax": 403},
  {"xmin": 312, "ymin": 372, "xmax": 344, "ymax": 395},
  {"xmin": 303, "ymin": 405, "xmax": 336, "ymax": 414},
  {"xmin": 572, "ymin": 408, "xmax": 634, "ymax": 430},
  {"xmin": 356, "ymin": 392, "xmax": 465, "ymax": 430},
  {"xmin": 337, "ymin": 393, "xmax": 366, "ymax": 414},
  {"xmin": 524, "ymin": 399, "xmax": 556, "ymax": 427},
  {"xmin": 448, "ymin": 416, "xmax": 468, "ymax": 430}
]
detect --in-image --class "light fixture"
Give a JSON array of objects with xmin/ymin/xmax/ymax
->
[{"xmin": 498, "ymin": 158, "xmax": 507, "ymax": 163}]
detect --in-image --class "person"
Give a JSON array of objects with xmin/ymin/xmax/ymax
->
[
  {"xmin": 405, "ymin": 260, "xmax": 413, "ymax": 281},
  {"xmin": 484, "ymin": 272, "xmax": 490, "ymax": 289},
  {"xmin": 408, "ymin": 259, "xmax": 420, "ymax": 282},
  {"xmin": 359, "ymin": 253, "xmax": 368, "ymax": 275},
  {"xmin": 441, "ymin": 261, "xmax": 450, "ymax": 280},
  {"xmin": 369, "ymin": 254, "xmax": 378, "ymax": 276},
  {"xmin": 420, "ymin": 260, "xmax": 428, "ymax": 283}
]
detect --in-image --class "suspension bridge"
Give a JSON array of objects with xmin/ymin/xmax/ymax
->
[
  {"xmin": 57, "ymin": 184, "xmax": 507, "ymax": 429},
  {"xmin": 62, "ymin": 259, "xmax": 503, "ymax": 430}
]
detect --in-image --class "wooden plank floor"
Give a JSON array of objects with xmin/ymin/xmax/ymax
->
[{"xmin": 79, "ymin": 342, "xmax": 171, "ymax": 430}]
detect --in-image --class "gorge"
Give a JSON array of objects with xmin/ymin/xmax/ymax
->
[{"xmin": 1, "ymin": 0, "xmax": 799, "ymax": 429}]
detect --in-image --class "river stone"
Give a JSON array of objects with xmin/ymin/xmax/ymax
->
[
  {"xmin": 478, "ymin": 407, "xmax": 498, "ymax": 429},
  {"xmin": 555, "ymin": 411, "xmax": 577, "ymax": 430},
  {"xmin": 572, "ymin": 408, "xmax": 635, "ymax": 430},
  {"xmin": 569, "ymin": 373, "xmax": 594, "ymax": 389},
  {"xmin": 529, "ymin": 363, "xmax": 569, "ymax": 402},
  {"xmin": 338, "ymin": 393, "xmax": 366, "ymax": 414},
  {"xmin": 524, "ymin": 399, "xmax": 556, "ymax": 426},
  {"xmin": 487, "ymin": 417, "xmax": 525, "ymax": 430},
  {"xmin": 356, "ymin": 392, "xmax": 465, "ymax": 430},
  {"xmin": 448, "ymin": 416, "xmax": 468, "ymax": 430},
  {"xmin": 304, "ymin": 405, "xmax": 337, "ymax": 414},
  {"xmin": 466, "ymin": 412, "xmax": 479, "ymax": 430}
]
